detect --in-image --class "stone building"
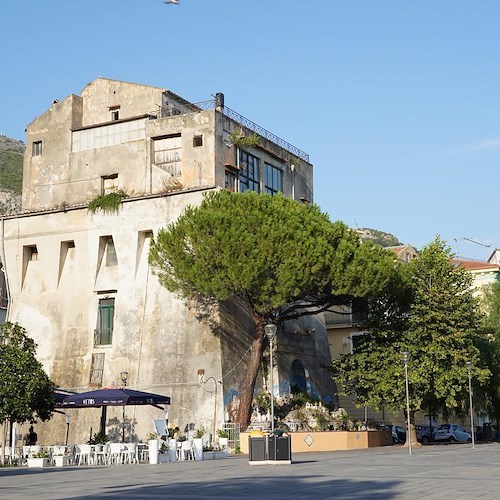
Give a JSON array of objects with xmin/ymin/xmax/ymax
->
[{"xmin": 1, "ymin": 78, "xmax": 336, "ymax": 444}]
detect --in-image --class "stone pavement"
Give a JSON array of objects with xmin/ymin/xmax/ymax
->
[{"xmin": 1, "ymin": 442, "xmax": 499, "ymax": 499}]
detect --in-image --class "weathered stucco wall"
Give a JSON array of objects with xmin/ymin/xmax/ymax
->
[{"xmin": 4, "ymin": 189, "xmax": 227, "ymax": 444}]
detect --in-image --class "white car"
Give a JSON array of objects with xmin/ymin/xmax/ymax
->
[{"xmin": 434, "ymin": 424, "xmax": 472, "ymax": 443}]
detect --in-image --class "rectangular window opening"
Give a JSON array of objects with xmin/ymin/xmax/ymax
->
[
  {"xmin": 264, "ymin": 163, "xmax": 283, "ymax": 196},
  {"xmin": 32, "ymin": 141, "xmax": 42, "ymax": 156},
  {"xmin": 111, "ymin": 110, "xmax": 119, "ymax": 121},
  {"xmin": 95, "ymin": 297, "xmax": 115, "ymax": 346},
  {"xmin": 193, "ymin": 135, "xmax": 203, "ymax": 147},
  {"xmin": 105, "ymin": 237, "xmax": 118, "ymax": 266},
  {"xmin": 89, "ymin": 353, "xmax": 105, "ymax": 386},
  {"xmin": 238, "ymin": 150, "xmax": 260, "ymax": 193},
  {"xmin": 101, "ymin": 174, "xmax": 119, "ymax": 195},
  {"xmin": 225, "ymin": 169, "xmax": 237, "ymax": 192}
]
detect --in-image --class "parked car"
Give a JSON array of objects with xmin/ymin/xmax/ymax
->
[
  {"xmin": 434, "ymin": 424, "xmax": 472, "ymax": 443},
  {"xmin": 391, "ymin": 425, "xmax": 407, "ymax": 443},
  {"xmin": 416, "ymin": 425, "xmax": 438, "ymax": 444}
]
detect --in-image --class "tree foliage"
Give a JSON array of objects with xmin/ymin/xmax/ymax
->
[
  {"xmin": 0, "ymin": 322, "xmax": 55, "ymax": 424},
  {"xmin": 0, "ymin": 322, "xmax": 55, "ymax": 465},
  {"xmin": 332, "ymin": 237, "xmax": 489, "ymax": 421},
  {"xmin": 476, "ymin": 281, "xmax": 500, "ymax": 428},
  {"xmin": 149, "ymin": 190, "xmax": 395, "ymax": 428}
]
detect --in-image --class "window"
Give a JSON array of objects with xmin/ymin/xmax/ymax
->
[
  {"xmin": 101, "ymin": 174, "xmax": 118, "ymax": 195},
  {"xmin": 105, "ymin": 237, "xmax": 117, "ymax": 266},
  {"xmin": 238, "ymin": 150, "xmax": 260, "ymax": 192},
  {"xmin": 350, "ymin": 333, "xmax": 365, "ymax": 353},
  {"xmin": 153, "ymin": 134, "xmax": 182, "ymax": 177},
  {"xmin": 32, "ymin": 141, "xmax": 42, "ymax": 156},
  {"xmin": 109, "ymin": 105, "xmax": 121, "ymax": 122},
  {"xmin": 193, "ymin": 135, "xmax": 203, "ymax": 147},
  {"xmin": 264, "ymin": 163, "xmax": 283, "ymax": 196},
  {"xmin": 224, "ymin": 169, "xmax": 237, "ymax": 192},
  {"xmin": 89, "ymin": 353, "xmax": 105, "ymax": 386},
  {"xmin": 95, "ymin": 298, "xmax": 115, "ymax": 346}
]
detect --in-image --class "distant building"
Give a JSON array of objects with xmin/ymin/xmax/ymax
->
[
  {"xmin": 450, "ymin": 258, "xmax": 500, "ymax": 296},
  {"xmin": 386, "ymin": 244, "xmax": 418, "ymax": 264},
  {"xmin": 2, "ymin": 78, "xmax": 335, "ymax": 443}
]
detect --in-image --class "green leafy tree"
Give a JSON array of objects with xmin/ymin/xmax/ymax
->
[
  {"xmin": 0, "ymin": 322, "xmax": 55, "ymax": 465},
  {"xmin": 149, "ymin": 190, "xmax": 394, "ymax": 428},
  {"xmin": 476, "ymin": 281, "xmax": 500, "ymax": 429},
  {"xmin": 332, "ymin": 237, "xmax": 489, "ymax": 434}
]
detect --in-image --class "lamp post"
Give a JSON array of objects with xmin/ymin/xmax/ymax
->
[
  {"xmin": 466, "ymin": 361, "xmax": 475, "ymax": 449},
  {"xmin": 121, "ymin": 370, "xmax": 128, "ymax": 443},
  {"xmin": 264, "ymin": 323, "xmax": 277, "ymax": 433},
  {"xmin": 402, "ymin": 352, "xmax": 412, "ymax": 455}
]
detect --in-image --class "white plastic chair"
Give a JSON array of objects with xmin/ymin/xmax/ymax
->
[
  {"xmin": 122, "ymin": 443, "xmax": 138, "ymax": 464},
  {"xmin": 180, "ymin": 440, "xmax": 194, "ymax": 461},
  {"xmin": 77, "ymin": 444, "xmax": 93, "ymax": 465},
  {"xmin": 94, "ymin": 443, "xmax": 108, "ymax": 465},
  {"xmin": 108, "ymin": 443, "xmax": 125, "ymax": 464}
]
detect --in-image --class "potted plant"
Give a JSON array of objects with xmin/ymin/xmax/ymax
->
[
  {"xmin": 147, "ymin": 432, "xmax": 160, "ymax": 465},
  {"xmin": 158, "ymin": 441, "xmax": 170, "ymax": 463},
  {"xmin": 87, "ymin": 432, "xmax": 108, "ymax": 454},
  {"xmin": 52, "ymin": 445, "xmax": 69, "ymax": 467},
  {"xmin": 27, "ymin": 451, "xmax": 50, "ymax": 468},
  {"xmin": 192, "ymin": 428, "xmax": 205, "ymax": 461},
  {"xmin": 217, "ymin": 429, "xmax": 229, "ymax": 451},
  {"xmin": 202, "ymin": 443, "xmax": 227, "ymax": 460}
]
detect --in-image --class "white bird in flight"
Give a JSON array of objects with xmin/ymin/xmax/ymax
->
[{"xmin": 164, "ymin": 0, "xmax": 179, "ymax": 4}]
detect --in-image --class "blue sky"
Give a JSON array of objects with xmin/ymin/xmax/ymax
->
[{"xmin": 2, "ymin": 0, "xmax": 500, "ymax": 260}]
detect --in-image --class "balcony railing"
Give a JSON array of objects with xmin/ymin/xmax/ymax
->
[
  {"xmin": 94, "ymin": 328, "xmax": 113, "ymax": 347},
  {"xmin": 148, "ymin": 100, "xmax": 309, "ymax": 162}
]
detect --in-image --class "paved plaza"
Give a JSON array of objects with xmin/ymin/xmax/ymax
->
[{"xmin": 1, "ymin": 442, "xmax": 499, "ymax": 499}]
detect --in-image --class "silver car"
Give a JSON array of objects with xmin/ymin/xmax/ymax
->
[{"xmin": 434, "ymin": 424, "xmax": 472, "ymax": 443}]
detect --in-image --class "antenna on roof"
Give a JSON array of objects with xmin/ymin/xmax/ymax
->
[{"xmin": 460, "ymin": 237, "xmax": 491, "ymax": 261}]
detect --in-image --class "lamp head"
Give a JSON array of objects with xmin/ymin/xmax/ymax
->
[
  {"xmin": 120, "ymin": 371, "xmax": 129, "ymax": 385},
  {"xmin": 466, "ymin": 361, "xmax": 472, "ymax": 372},
  {"xmin": 401, "ymin": 351, "xmax": 409, "ymax": 364},
  {"xmin": 264, "ymin": 323, "xmax": 277, "ymax": 341}
]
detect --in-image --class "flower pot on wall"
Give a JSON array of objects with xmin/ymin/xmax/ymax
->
[
  {"xmin": 158, "ymin": 454, "xmax": 170, "ymax": 463},
  {"xmin": 219, "ymin": 437, "xmax": 229, "ymax": 451}
]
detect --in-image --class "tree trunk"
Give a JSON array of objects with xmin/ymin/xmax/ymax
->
[{"xmin": 236, "ymin": 315, "xmax": 266, "ymax": 430}]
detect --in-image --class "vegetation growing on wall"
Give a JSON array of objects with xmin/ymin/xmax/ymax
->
[
  {"xmin": 229, "ymin": 131, "xmax": 261, "ymax": 148},
  {"xmin": 88, "ymin": 189, "xmax": 128, "ymax": 215}
]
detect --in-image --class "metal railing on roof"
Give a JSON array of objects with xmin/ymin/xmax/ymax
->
[{"xmin": 149, "ymin": 99, "xmax": 309, "ymax": 162}]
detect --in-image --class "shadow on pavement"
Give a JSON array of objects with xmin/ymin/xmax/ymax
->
[{"xmin": 71, "ymin": 475, "xmax": 402, "ymax": 499}]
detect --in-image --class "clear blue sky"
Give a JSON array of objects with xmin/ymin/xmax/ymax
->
[{"xmin": 2, "ymin": 0, "xmax": 499, "ymax": 260}]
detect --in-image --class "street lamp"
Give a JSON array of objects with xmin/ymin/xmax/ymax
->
[
  {"xmin": 121, "ymin": 371, "xmax": 128, "ymax": 443},
  {"xmin": 402, "ymin": 352, "xmax": 412, "ymax": 455},
  {"xmin": 466, "ymin": 361, "xmax": 475, "ymax": 449},
  {"xmin": 264, "ymin": 323, "xmax": 277, "ymax": 433}
]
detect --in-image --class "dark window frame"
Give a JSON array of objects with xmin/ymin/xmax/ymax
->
[
  {"xmin": 264, "ymin": 162, "xmax": 283, "ymax": 196},
  {"xmin": 238, "ymin": 150, "xmax": 260, "ymax": 193}
]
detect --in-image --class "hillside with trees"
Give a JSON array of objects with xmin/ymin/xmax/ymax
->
[{"xmin": 0, "ymin": 135, "xmax": 23, "ymax": 213}]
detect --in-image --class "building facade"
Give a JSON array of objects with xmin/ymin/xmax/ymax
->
[{"xmin": 2, "ymin": 78, "xmax": 335, "ymax": 443}]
